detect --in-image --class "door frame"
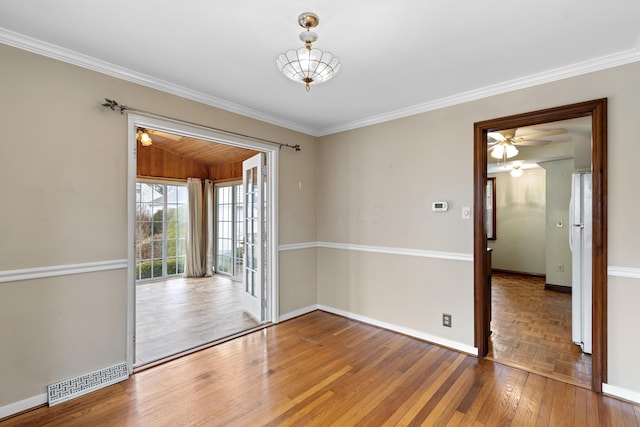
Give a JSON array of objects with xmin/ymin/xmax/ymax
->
[
  {"xmin": 125, "ymin": 113, "xmax": 280, "ymax": 372},
  {"xmin": 473, "ymin": 98, "xmax": 607, "ymax": 392}
]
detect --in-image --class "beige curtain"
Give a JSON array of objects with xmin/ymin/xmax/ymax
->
[
  {"xmin": 204, "ymin": 179, "xmax": 214, "ymax": 276},
  {"xmin": 185, "ymin": 178, "xmax": 204, "ymax": 277}
]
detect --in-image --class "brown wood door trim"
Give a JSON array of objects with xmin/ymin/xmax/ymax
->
[{"xmin": 473, "ymin": 98, "xmax": 607, "ymax": 393}]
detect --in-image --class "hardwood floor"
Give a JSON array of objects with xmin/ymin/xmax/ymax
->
[
  {"xmin": 487, "ymin": 273, "xmax": 592, "ymax": 389},
  {"xmin": 135, "ymin": 275, "xmax": 259, "ymax": 366},
  {"xmin": 3, "ymin": 311, "xmax": 639, "ymax": 426}
]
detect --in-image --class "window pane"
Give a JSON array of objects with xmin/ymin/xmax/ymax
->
[
  {"xmin": 166, "ymin": 221, "xmax": 177, "ymax": 238},
  {"xmin": 167, "ymin": 238, "xmax": 177, "ymax": 257},
  {"xmin": 135, "ymin": 181, "xmax": 187, "ymax": 281}
]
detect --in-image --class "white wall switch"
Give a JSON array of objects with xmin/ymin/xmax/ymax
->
[{"xmin": 461, "ymin": 207, "xmax": 471, "ymax": 219}]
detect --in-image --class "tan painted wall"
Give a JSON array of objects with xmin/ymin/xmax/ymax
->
[
  {"xmin": 2, "ymin": 41, "xmax": 640, "ymax": 409},
  {"xmin": 0, "ymin": 44, "xmax": 317, "ymax": 407},
  {"xmin": 488, "ymin": 168, "xmax": 546, "ymax": 275},
  {"xmin": 317, "ymin": 249, "xmax": 475, "ymax": 345},
  {"xmin": 540, "ymin": 159, "xmax": 574, "ymax": 286},
  {"xmin": 317, "ymin": 61, "xmax": 640, "ymax": 394}
]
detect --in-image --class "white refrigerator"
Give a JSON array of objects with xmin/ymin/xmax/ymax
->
[{"xmin": 570, "ymin": 172, "xmax": 592, "ymax": 354}]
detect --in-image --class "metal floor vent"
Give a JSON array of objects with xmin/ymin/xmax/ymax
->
[{"xmin": 48, "ymin": 362, "xmax": 128, "ymax": 406}]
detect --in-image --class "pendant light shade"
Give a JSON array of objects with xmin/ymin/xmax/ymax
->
[
  {"xmin": 276, "ymin": 12, "xmax": 341, "ymax": 91},
  {"xmin": 277, "ymin": 48, "xmax": 341, "ymax": 91}
]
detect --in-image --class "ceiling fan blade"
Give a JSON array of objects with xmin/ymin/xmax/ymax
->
[
  {"xmin": 517, "ymin": 128, "xmax": 567, "ymax": 141},
  {"xmin": 488, "ymin": 132, "xmax": 506, "ymax": 142}
]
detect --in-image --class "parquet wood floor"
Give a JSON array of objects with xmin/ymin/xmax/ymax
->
[
  {"xmin": 3, "ymin": 311, "xmax": 638, "ymax": 426},
  {"xmin": 135, "ymin": 275, "xmax": 259, "ymax": 366},
  {"xmin": 487, "ymin": 272, "xmax": 592, "ymax": 388}
]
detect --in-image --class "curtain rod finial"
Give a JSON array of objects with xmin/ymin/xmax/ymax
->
[{"xmin": 101, "ymin": 98, "xmax": 127, "ymax": 114}]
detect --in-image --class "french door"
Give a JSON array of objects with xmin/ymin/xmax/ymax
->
[
  {"xmin": 242, "ymin": 153, "xmax": 265, "ymax": 322},
  {"xmin": 215, "ymin": 183, "xmax": 244, "ymax": 279}
]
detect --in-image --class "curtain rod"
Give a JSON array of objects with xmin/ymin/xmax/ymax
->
[{"xmin": 100, "ymin": 98, "xmax": 301, "ymax": 152}]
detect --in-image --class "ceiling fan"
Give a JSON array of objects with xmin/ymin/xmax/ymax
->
[{"xmin": 488, "ymin": 127, "xmax": 567, "ymax": 162}]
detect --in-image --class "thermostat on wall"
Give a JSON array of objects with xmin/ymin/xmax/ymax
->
[{"xmin": 432, "ymin": 201, "xmax": 448, "ymax": 212}]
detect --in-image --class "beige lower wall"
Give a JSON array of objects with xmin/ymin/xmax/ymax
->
[
  {"xmin": 278, "ymin": 248, "xmax": 318, "ymax": 315},
  {"xmin": 0, "ymin": 270, "xmax": 127, "ymax": 404},
  {"xmin": 317, "ymin": 249, "xmax": 475, "ymax": 347},
  {"xmin": 607, "ymin": 276, "xmax": 640, "ymax": 391}
]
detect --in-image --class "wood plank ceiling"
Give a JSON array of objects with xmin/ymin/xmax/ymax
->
[{"xmin": 146, "ymin": 129, "xmax": 258, "ymax": 167}]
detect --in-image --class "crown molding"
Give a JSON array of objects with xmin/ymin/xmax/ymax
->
[
  {"xmin": 0, "ymin": 28, "xmax": 320, "ymax": 137},
  {"xmin": 318, "ymin": 47, "xmax": 640, "ymax": 136},
  {"xmin": 2, "ymin": 27, "xmax": 639, "ymax": 138}
]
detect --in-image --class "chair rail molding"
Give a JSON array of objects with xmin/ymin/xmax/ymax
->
[
  {"xmin": 0, "ymin": 259, "xmax": 128, "ymax": 283},
  {"xmin": 608, "ymin": 266, "xmax": 640, "ymax": 279},
  {"xmin": 279, "ymin": 241, "xmax": 473, "ymax": 262}
]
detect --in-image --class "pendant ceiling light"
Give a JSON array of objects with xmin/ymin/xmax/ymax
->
[
  {"xmin": 276, "ymin": 12, "xmax": 341, "ymax": 92},
  {"xmin": 136, "ymin": 128, "xmax": 153, "ymax": 146},
  {"xmin": 510, "ymin": 165, "xmax": 524, "ymax": 177}
]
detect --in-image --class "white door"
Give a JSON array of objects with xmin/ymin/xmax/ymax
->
[{"xmin": 242, "ymin": 153, "xmax": 265, "ymax": 322}]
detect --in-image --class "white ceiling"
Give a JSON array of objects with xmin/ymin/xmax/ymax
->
[{"xmin": 1, "ymin": 1, "xmax": 639, "ymax": 136}]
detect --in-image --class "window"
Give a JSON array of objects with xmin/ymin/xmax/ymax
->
[
  {"xmin": 136, "ymin": 181, "xmax": 188, "ymax": 280},
  {"xmin": 216, "ymin": 183, "xmax": 244, "ymax": 278}
]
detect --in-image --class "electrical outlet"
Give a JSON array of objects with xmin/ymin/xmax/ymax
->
[
  {"xmin": 442, "ymin": 313, "xmax": 452, "ymax": 328},
  {"xmin": 557, "ymin": 264, "xmax": 564, "ymax": 272}
]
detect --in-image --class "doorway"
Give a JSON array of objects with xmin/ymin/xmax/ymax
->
[
  {"xmin": 126, "ymin": 114, "xmax": 280, "ymax": 370},
  {"xmin": 473, "ymin": 99, "xmax": 607, "ymax": 392}
]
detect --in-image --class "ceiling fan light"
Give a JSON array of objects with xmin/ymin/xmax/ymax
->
[
  {"xmin": 491, "ymin": 145, "xmax": 505, "ymax": 159},
  {"xmin": 505, "ymin": 143, "xmax": 519, "ymax": 158}
]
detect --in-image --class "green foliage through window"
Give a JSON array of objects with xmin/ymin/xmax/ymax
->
[{"xmin": 136, "ymin": 182, "xmax": 187, "ymax": 281}]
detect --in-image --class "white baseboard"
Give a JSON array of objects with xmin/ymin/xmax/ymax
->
[
  {"xmin": 603, "ymin": 383, "xmax": 640, "ymax": 405},
  {"xmin": 278, "ymin": 305, "xmax": 319, "ymax": 322},
  {"xmin": 0, "ymin": 393, "xmax": 47, "ymax": 420},
  {"xmin": 317, "ymin": 304, "xmax": 478, "ymax": 356}
]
